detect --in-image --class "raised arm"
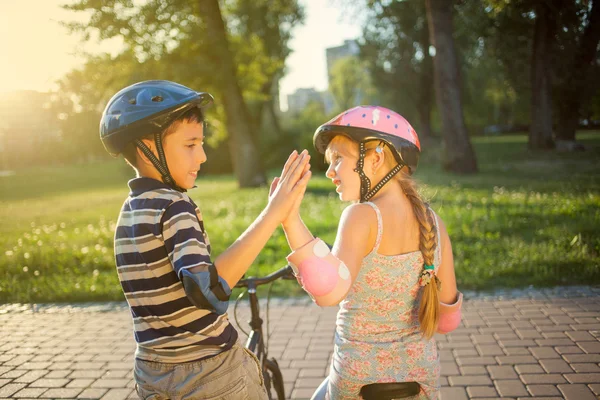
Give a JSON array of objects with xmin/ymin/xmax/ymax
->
[{"xmin": 284, "ymin": 203, "xmax": 375, "ymax": 306}]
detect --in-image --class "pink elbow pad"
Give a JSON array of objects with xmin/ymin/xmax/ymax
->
[
  {"xmin": 437, "ymin": 292, "xmax": 463, "ymax": 334},
  {"xmin": 287, "ymin": 238, "xmax": 352, "ymax": 306}
]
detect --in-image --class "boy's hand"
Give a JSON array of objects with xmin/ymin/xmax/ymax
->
[{"xmin": 267, "ymin": 150, "xmax": 311, "ymax": 223}]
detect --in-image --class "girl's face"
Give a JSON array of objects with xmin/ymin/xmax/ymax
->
[{"xmin": 325, "ymin": 137, "xmax": 362, "ymax": 202}]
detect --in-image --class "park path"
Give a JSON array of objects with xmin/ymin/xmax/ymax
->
[{"xmin": 0, "ymin": 286, "xmax": 599, "ymax": 399}]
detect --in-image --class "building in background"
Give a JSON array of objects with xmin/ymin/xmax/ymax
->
[
  {"xmin": 325, "ymin": 39, "xmax": 360, "ymax": 86},
  {"xmin": 286, "ymin": 88, "xmax": 325, "ymax": 115},
  {"xmin": 284, "ymin": 39, "xmax": 362, "ymax": 116}
]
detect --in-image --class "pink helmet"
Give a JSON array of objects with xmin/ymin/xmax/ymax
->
[{"xmin": 313, "ymin": 105, "xmax": 421, "ymax": 174}]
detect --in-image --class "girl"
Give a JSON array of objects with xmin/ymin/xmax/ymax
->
[{"xmin": 274, "ymin": 106, "xmax": 462, "ymax": 399}]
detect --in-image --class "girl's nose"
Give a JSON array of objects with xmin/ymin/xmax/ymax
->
[{"xmin": 325, "ymin": 164, "xmax": 335, "ymax": 178}]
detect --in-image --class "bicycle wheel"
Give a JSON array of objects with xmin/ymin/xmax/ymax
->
[{"xmin": 263, "ymin": 358, "xmax": 286, "ymax": 400}]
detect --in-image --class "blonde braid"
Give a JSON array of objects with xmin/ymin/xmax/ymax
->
[{"xmin": 399, "ymin": 177, "xmax": 440, "ymax": 339}]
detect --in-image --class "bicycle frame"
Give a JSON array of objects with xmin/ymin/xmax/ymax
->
[
  {"xmin": 244, "ymin": 280, "xmax": 266, "ymax": 362},
  {"xmin": 235, "ymin": 265, "xmax": 294, "ymax": 400}
]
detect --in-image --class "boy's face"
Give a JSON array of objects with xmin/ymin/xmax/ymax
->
[{"xmin": 162, "ymin": 121, "xmax": 207, "ymax": 189}]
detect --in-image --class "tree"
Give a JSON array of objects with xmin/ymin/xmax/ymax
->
[
  {"xmin": 329, "ymin": 56, "xmax": 378, "ymax": 112},
  {"xmin": 529, "ymin": 1, "xmax": 560, "ymax": 149},
  {"xmin": 61, "ymin": 0, "xmax": 303, "ymax": 186},
  {"xmin": 425, "ymin": 0, "xmax": 478, "ymax": 173},
  {"xmin": 554, "ymin": 0, "xmax": 600, "ymax": 150},
  {"xmin": 362, "ymin": 0, "xmax": 435, "ymax": 139}
]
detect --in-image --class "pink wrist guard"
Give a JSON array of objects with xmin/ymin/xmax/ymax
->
[
  {"xmin": 287, "ymin": 238, "xmax": 352, "ymax": 307},
  {"xmin": 437, "ymin": 291, "xmax": 463, "ymax": 334}
]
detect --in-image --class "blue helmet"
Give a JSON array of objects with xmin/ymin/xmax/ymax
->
[{"xmin": 100, "ymin": 80, "xmax": 213, "ymax": 156}]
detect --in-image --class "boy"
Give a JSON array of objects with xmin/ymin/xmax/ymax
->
[{"xmin": 99, "ymin": 80, "xmax": 311, "ymax": 399}]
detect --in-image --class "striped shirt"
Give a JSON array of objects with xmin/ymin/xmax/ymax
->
[{"xmin": 114, "ymin": 177, "xmax": 238, "ymax": 363}]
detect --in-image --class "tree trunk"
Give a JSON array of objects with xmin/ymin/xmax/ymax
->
[
  {"xmin": 425, "ymin": 0, "xmax": 477, "ymax": 173},
  {"xmin": 529, "ymin": 2, "xmax": 557, "ymax": 150},
  {"xmin": 199, "ymin": 0, "xmax": 266, "ymax": 187},
  {"xmin": 416, "ymin": 18, "xmax": 434, "ymax": 140},
  {"xmin": 555, "ymin": 0, "xmax": 600, "ymax": 148}
]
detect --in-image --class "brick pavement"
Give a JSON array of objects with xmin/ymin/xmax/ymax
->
[{"xmin": 0, "ymin": 286, "xmax": 599, "ymax": 399}]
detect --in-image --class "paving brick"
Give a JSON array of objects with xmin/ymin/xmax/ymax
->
[
  {"xmin": 502, "ymin": 347, "xmax": 531, "ymax": 356},
  {"xmin": 487, "ymin": 365, "xmax": 517, "ymax": 380},
  {"xmin": 515, "ymin": 364, "xmax": 544, "ymax": 374},
  {"xmin": 448, "ymin": 375, "xmax": 492, "ymax": 386},
  {"xmin": 456, "ymin": 357, "xmax": 497, "ymax": 366},
  {"xmin": 440, "ymin": 362, "xmax": 459, "ymax": 376},
  {"xmin": 499, "ymin": 339, "xmax": 537, "ymax": 348},
  {"xmin": 589, "ymin": 383, "xmax": 600, "ymax": 395},
  {"xmin": 454, "ymin": 348, "xmax": 479, "ymax": 357},
  {"xmin": 530, "ymin": 347, "xmax": 560, "ymax": 359},
  {"xmin": 577, "ymin": 340, "xmax": 600, "ymax": 354},
  {"xmin": 14, "ymin": 369, "xmax": 48, "ymax": 383},
  {"xmin": 12, "ymin": 387, "xmax": 48, "ymax": 398},
  {"xmin": 557, "ymin": 383, "xmax": 597, "ymax": 400},
  {"xmin": 496, "ymin": 355, "xmax": 537, "ymax": 365},
  {"xmin": 494, "ymin": 379, "xmax": 528, "ymax": 397},
  {"xmin": 562, "ymin": 353, "xmax": 600, "ymax": 363},
  {"xmin": 466, "ymin": 385, "xmax": 498, "ymax": 397},
  {"xmin": 520, "ymin": 373, "xmax": 567, "ymax": 384},
  {"xmin": 539, "ymin": 359, "xmax": 573, "ymax": 373},
  {"xmin": 563, "ymin": 373, "xmax": 600, "ymax": 384},
  {"xmin": 570, "ymin": 363, "xmax": 600, "ymax": 372},
  {"xmin": 565, "ymin": 331, "xmax": 597, "ymax": 341},
  {"xmin": 459, "ymin": 366, "xmax": 487, "ymax": 375},
  {"xmin": 98, "ymin": 388, "xmax": 133, "ymax": 400},
  {"xmin": 77, "ymin": 388, "xmax": 108, "ymax": 399},
  {"xmin": 45, "ymin": 370, "xmax": 71, "ymax": 379},
  {"xmin": 535, "ymin": 338, "xmax": 575, "ymax": 346},
  {"xmin": 291, "ymin": 387, "xmax": 317, "ymax": 399},
  {"xmin": 471, "ymin": 334, "xmax": 496, "ymax": 344},
  {"xmin": 67, "ymin": 379, "xmax": 96, "ymax": 388},
  {"xmin": 476, "ymin": 345, "xmax": 504, "ymax": 356},
  {"xmin": 91, "ymin": 379, "xmax": 130, "ymax": 388},
  {"xmin": 526, "ymin": 384, "xmax": 560, "ymax": 396},
  {"xmin": 298, "ymin": 369, "xmax": 326, "ymax": 378},
  {"xmin": 29, "ymin": 378, "xmax": 71, "ymax": 387},
  {"xmin": 556, "ymin": 345, "xmax": 583, "ymax": 354},
  {"xmin": 37, "ymin": 387, "xmax": 83, "ymax": 399},
  {"xmin": 440, "ymin": 387, "xmax": 468, "ymax": 400}
]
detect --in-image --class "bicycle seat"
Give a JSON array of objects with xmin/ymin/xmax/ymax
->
[{"xmin": 359, "ymin": 382, "xmax": 421, "ymax": 400}]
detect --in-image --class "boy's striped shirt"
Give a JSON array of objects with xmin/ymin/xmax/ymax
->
[{"xmin": 115, "ymin": 177, "xmax": 237, "ymax": 363}]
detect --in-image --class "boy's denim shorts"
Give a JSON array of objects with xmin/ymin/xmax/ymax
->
[{"xmin": 133, "ymin": 343, "xmax": 269, "ymax": 400}]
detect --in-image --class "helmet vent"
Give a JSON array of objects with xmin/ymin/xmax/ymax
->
[
  {"xmin": 151, "ymin": 95, "xmax": 164, "ymax": 102},
  {"xmin": 128, "ymin": 98, "xmax": 136, "ymax": 105}
]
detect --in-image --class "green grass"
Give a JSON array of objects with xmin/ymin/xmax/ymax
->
[{"xmin": 1, "ymin": 132, "xmax": 599, "ymax": 303}]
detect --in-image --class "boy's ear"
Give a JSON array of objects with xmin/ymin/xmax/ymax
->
[{"xmin": 136, "ymin": 138, "xmax": 158, "ymax": 166}]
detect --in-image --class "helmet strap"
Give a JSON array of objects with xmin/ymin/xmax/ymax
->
[
  {"xmin": 134, "ymin": 136, "xmax": 187, "ymax": 192},
  {"xmin": 354, "ymin": 141, "xmax": 404, "ymax": 202},
  {"xmin": 363, "ymin": 164, "xmax": 403, "ymax": 201},
  {"xmin": 354, "ymin": 141, "xmax": 372, "ymax": 202}
]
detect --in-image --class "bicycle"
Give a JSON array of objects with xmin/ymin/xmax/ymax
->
[
  {"xmin": 234, "ymin": 264, "xmax": 423, "ymax": 400},
  {"xmin": 234, "ymin": 264, "xmax": 296, "ymax": 400}
]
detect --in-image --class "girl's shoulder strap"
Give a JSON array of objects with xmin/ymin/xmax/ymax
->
[{"xmin": 363, "ymin": 201, "xmax": 383, "ymax": 253}]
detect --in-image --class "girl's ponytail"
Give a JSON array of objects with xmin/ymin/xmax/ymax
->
[{"xmin": 399, "ymin": 178, "xmax": 440, "ymax": 339}]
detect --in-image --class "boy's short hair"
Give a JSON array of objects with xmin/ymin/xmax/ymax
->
[{"xmin": 122, "ymin": 107, "xmax": 204, "ymax": 168}]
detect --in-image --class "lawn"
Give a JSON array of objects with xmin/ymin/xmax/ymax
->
[{"xmin": 1, "ymin": 132, "xmax": 599, "ymax": 303}]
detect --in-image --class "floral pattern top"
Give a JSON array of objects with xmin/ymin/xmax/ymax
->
[{"xmin": 327, "ymin": 202, "xmax": 442, "ymax": 400}]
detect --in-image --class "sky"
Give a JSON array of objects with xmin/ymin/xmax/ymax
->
[{"xmin": 0, "ymin": 0, "xmax": 362, "ymax": 111}]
